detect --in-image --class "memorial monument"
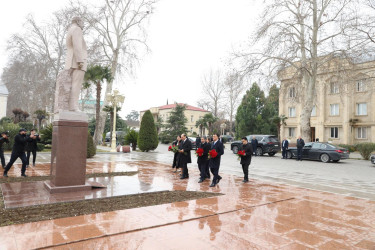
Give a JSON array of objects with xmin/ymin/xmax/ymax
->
[{"xmin": 44, "ymin": 17, "xmax": 103, "ymax": 193}]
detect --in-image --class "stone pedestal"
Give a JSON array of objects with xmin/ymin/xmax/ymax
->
[{"xmin": 44, "ymin": 111, "xmax": 101, "ymax": 193}]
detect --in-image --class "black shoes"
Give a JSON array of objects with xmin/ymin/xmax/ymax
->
[
  {"xmin": 198, "ymin": 179, "xmax": 204, "ymax": 183},
  {"xmin": 217, "ymin": 176, "xmax": 222, "ymax": 184},
  {"xmin": 21, "ymin": 174, "xmax": 28, "ymax": 177},
  {"xmin": 209, "ymin": 182, "xmax": 216, "ymax": 187},
  {"xmin": 180, "ymin": 176, "xmax": 188, "ymax": 180},
  {"xmin": 242, "ymin": 179, "xmax": 249, "ymax": 183},
  {"xmin": 3, "ymin": 172, "xmax": 8, "ymax": 177}
]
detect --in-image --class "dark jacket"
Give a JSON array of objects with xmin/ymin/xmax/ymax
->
[
  {"xmin": 196, "ymin": 136, "xmax": 201, "ymax": 149},
  {"xmin": 281, "ymin": 140, "xmax": 289, "ymax": 150},
  {"xmin": 251, "ymin": 139, "xmax": 258, "ymax": 149},
  {"xmin": 240, "ymin": 143, "xmax": 253, "ymax": 165},
  {"xmin": 179, "ymin": 138, "xmax": 192, "ymax": 164},
  {"xmin": 197, "ymin": 142, "xmax": 210, "ymax": 164},
  {"xmin": 26, "ymin": 135, "xmax": 41, "ymax": 151},
  {"xmin": 0, "ymin": 137, "xmax": 9, "ymax": 150},
  {"xmin": 297, "ymin": 138, "xmax": 305, "ymax": 149},
  {"xmin": 13, "ymin": 134, "xmax": 32, "ymax": 153},
  {"xmin": 209, "ymin": 140, "xmax": 224, "ymax": 168}
]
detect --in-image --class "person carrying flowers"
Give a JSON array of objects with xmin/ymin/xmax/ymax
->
[
  {"xmin": 239, "ymin": 137, "xmax": 253, "ymax": 183},
  {"xmin": 171, "ymin": 135, "xmax": 181, "ymax": 173},
  {"xmin": 196, "ymin": 136, "xmax": 211, "ymax": 183},
  {"xmin": 208, "ymin": 133, "xmax": 224, "ymax": 187}
]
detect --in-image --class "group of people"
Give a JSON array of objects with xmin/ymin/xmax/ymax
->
[
  {"xmin": 172, "ymin": 134, "xmax": 224, "ymax": 187},
  {"xmin": 281, "ymin": 136, "xmax": 305, "ymax": 161},
  {"xmin": 171, "ymin": 134, "xmax": 255, "ymax": 186},
  {"xmin": 2, "ymin": 128, "xmax": 41, "ymax": 177}
]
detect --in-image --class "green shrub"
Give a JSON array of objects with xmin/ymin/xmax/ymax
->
[
  {"xmin": 87, "ymin": 132, "xmax": 96, "ymax": 158},
  {"xmin": 36, "ymin": 143, "xmax": 45, "ymax": 152},
  {"xmin": 40, "ymin": 124, "xmax": 53, "ymax": 145},
  {"xmin": 355, "ymin": 143, "xmax": 375, "ymax": 160},
  {"xmin": 0, "ymin": 117, "xmax": 12, "ymax": 125},
  {"xmin": 18, "ymin": 122, "xmax": 34, "ymax": 131},
  {"xmin": 337, "ymin": 144, "xmax": 356, "ymax": 153},
  {"xmin": 124, "ymin": 129, "xmax": 139, "ymax": 150},
  {"xmin": 0, "ymin": 123, "xmax": 20, "ymax": 151},
  {"xmin": 138, "ymin": 110, "xmax": 158, "ymax": 152}
]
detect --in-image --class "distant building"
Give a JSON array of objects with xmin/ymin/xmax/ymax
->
[
  {"xmin": 79, "ymin": 96, "xmax": 103, "ymax": 120},
  {"xmin": 279, "ymin": 57, "xmax": 375, "ymax": 144},
  {"xmin": 140, "ymin": 103, "xmax": 210, "ymax": 135},
  {"xmin": 0, "ymin": 84, "xmax": 9, "ymax": 119},
  {"xmin": 125, "ymin": 120, "xmax": 140, "ymax": 132}
]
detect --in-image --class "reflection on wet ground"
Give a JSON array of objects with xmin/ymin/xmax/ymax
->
[{"xmin": 0, "ymin": 159, "xmax": 375, "ymax": 249}]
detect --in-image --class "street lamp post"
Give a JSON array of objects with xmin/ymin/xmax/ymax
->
[
  {"xmin": 220, "ymin": 123, "xmax": 226, "ymax": 136},
  {"xmin": 106, "ymin": 90, "xmax": 125, "ymax": 152}
]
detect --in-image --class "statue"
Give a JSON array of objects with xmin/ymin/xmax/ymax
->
[{"xmin": 54, "ymin": 17, "xmax": 87, "ymax": 113}]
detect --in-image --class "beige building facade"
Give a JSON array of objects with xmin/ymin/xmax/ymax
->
[
  {"xmin": 279, "ymin": 58, "xmax": 375, "ymax": 144},
  {"xmin": 140, "ymin": 103, "xmax": 210, "ymax": 135}
]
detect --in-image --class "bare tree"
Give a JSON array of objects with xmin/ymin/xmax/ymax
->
[
  {"xmin": 233, "ymin": 0, "xmax": 364, "ymax": 141},
  {"xmin": 199, "ymin": 70, "xmax": 225, "ymax": 117}
]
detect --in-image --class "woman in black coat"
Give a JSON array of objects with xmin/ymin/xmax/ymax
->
[{"xmin": 172, "ymin": 135, "xmax": 181, "ymax": 172}]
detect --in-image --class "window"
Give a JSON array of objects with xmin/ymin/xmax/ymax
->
[
  {"xmin": 289, "ymin": 87, "xmax": 296, "ymax": 98},
  {"xmin": 312, "ymin": 143, "xmax": 321, "ymax": 149},
  {"xmin": 330, "ymin": 82, "xmax": 339, "ymax": 94},
  {"xmin": 357, "ymin": 127, "xmax": 367, "ymax": 139},
  {"xmin": 311, "ymin": 106, "xmax": 316, "ymax": 117},
  {"xmin": 356, "ymin": 103, "xmax": 367, "ymax": 116},
  {"xmin": 330, "ymin": 104, "xmax": 339, "ymax": 116},
  {"xmin": 288, "ymin": 107, "xmax": 296, "ymax": 117},
  {"xmin": 191, "ymin": 115, "xmax": 194, "ymax": 122},
  {"xmin": 330, "ymin": 127, "xmax": 339, "ymax": 138},
  {"xmin": 190, "ymin": 127, "xmax": 193, "ymax": 133},
  {"xmin": 288, "ymin": 128, "xmax": 295, "ymax": 137},
  {"xmin": 356, "ymin": 80, "xmax": 366, "ymax": 92}
]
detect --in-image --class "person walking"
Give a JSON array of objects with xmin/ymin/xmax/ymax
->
[
  {"xmin": 0, "ymin": 132, "xmax": 9, "ymax": 169},
  {"xmin": 209, "ymin": 134, "xmax": 224, "ymax": 187},
  {"xmin": 179, "ymin": 134, "xmax": 192, "ymax": 179},
  {"xmin": 3, "ymin": 128, "xmax": 33, "ymax": 177},
  {"xmin": 281, "ymin": 138, "xmax": 289, "ymax": 159},
  {"xmin": 197, "ymin": 136, "xmax": 210, "ymax": 183},
  {"xmin": 296, "ymin": 136, "xmax": 305, "ymax": 161},
  {"xmin": 26, "ymin": 129, "xmax": 41, "ymax": 168},
  {"xmin": 239, "ymin": 137, "xmax": 253, "ymax": 183},
  {"xmin": 251, "ymin": 136, "xmax": 258, "ymax": 156},
  {"xmin": 172, "ymin": 135, "xmax": 181, "ymax": 172}
]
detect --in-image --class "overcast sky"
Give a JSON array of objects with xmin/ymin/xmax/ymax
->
[{"xmin": 0, "ymin": 0, "xmax": 261, "ymax": 118}]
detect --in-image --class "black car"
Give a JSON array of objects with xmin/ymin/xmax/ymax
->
[
  {"xmin": 231, "ymin": 135, "xmax": 281, "ymax": 156},
  {"xmin": 188, "ymin": 137, "xmax": 197, "ymax": 150},
  {"xmin": 286, "ymin": 142, "xmax": 349, "ymax": 163},
  {"xmin": 371, "ymin": 154, "xmax": 375, "ymax": 164}
]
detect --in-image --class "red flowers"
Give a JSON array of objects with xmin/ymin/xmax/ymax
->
[
  {"xmin": 196, "ymin": 148, "xmax": 204, "ymax": 157},
  {"xmin": 168, "ymin": 145, "xmax": 179, "ymax": 153},
  {"xmin": 237, "ymin": 150, "xmax": 245, "ymax": 156},
  {"xmin": 168, "ymin": 146, "xmax": 172, "ymax": 151},
  {"xmin": 209, "ymin": 149, "xmax": 218, "ymax": 159}
]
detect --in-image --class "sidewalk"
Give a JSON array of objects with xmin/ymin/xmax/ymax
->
[{"xmin": 1, "ymin": 159, "xmax": 374, "ymax": 249}]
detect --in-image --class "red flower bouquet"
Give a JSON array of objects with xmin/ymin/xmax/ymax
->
[
  {"xmin": 237, "ymin": 150, "xmax": 245, "ymax": 160},
  {"xmin": 195, "ymin": 148, "xmax": 204, "ymax": 157},
  {"xmin": 209, "ymin": 149, "xmax": 218, "ymax": 159},
  {"xmin": 169, "ymin": 145, "xmax": 179, "ymax": 153},
  {"xmin": 168, "ymin": 146, "xmax": 172, "ymax": 151}
]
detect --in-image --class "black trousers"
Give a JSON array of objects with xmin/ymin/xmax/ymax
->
[
  {"xmin": 4, "ymin": 151, "xmax": 27, "ymax": 175},
  {"xmin": 297, "ymin": 148, "xmax": 303, "ymax": 160},
  {"xmin": 242, "ymin": 163, "xmax": 250, "ymax": 180},
  {"xmin": 181, "ymin": 163, "xmax": 189, "ymax": 177},
  {"xmin": 282, "ymin": 149, "xmax": 287, "ymax": 158},
  {"xmin": 210, "ymin": 166, "xmax": 221, "ymax": 184},
  {"xmin": 0, "ymin": 149, "xmax": 5, "ymax": 167},
  {"xmin": 27, "ymin": 150, "xmax": 37, "ymax": 165},
  {"xmin": 198, "ymin": 161, "xmax": 210, "ymax": 180}
]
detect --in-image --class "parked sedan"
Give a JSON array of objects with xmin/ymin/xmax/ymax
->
[
  {"xmin": 286, "ymin": 142, "xmax": 349, "ymax": 163},
  {"xmin": 371, "ymin": 154, "xmax": 375, "ymax": 164},
  {"xmin": 231, "ymin": 135, "xmax": 280, "ymax": 156}
]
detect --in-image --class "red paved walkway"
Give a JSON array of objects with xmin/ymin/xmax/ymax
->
[{"xmin": 1, "ymin": 160, "xmax": 375, "ymax": 249}]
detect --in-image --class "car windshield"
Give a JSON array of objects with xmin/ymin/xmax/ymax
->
[{"xmin": 268, "ymin": 136, "xmax": 279, "ymax": 142}]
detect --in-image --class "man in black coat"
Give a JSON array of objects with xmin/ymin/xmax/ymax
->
[
  {"xmin": 179, "ymin": 134, "xmax": 192, "ymax": 179},
  {"xmin": 296, "ymin": 136, "xmax": 305, "ymax": 161},
  {"xmin": 281, "ymin": 138, "xmax": 289, "ymax": 159},
  {"xmin": 26, "ymin": 129, "xmax": 41, "ymax": 167},
  {"xmin": 209, "ymin": 133, "xmax": 224, "ymax": 187},
  {"xmin": 196, "ymin": 134, "xmax": 201, "ymax": 149},
  {"xmin": 251, "ymin": 136, "xmax": 258, "ymax": 156},
  {"xmin": 240, "ymin": 137, "xmax": 253, "ymax": 182},
  {"xmin": 197, "ymin": 136, "xmax": 210, "ymax": 183},
  {"xmin": 0, "ymin": 132, "xmax": 9, "ymax": 169},
  {"xmin": 3, "ymin": 128, "xmax": 34, "ymax": 177}
]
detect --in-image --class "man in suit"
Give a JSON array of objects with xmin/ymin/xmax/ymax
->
[
  {"xmin": 3, "ymin": 128, "xmax": 34, "ymax": 177},
  {"xmin": 296, "ymin": 136, "xmax": 305, "ymax": 161},
  {"xmin": 281, "ymin": 138, "xmax": 289, "ymax": 159},
  {"xmin": 179, "ymin": 134, "xmax": 192, "ymax": 179},
  {"xmin": 0, "ymin": 132, "xmax": 9, "ymax": 169},
  {"xmin": 197, "ymin": 136, "xmax": 211, "ymax": 183},
  {"xmin": 65, "ymin": 17, "xmax": 88, "ymax": 111},
  {"xmin": 209, "ymin": 133, "xmax": 224, "ymax": 187},
  {"xmin": 251, "ymin": 136, "xmax": 258, "ymax": 156},
  {"xmin": 240, "ymin": 137, "xmax": 253, "ymax": 183},
  {"xmin": 26, "ymin": 129, "xmax": 41, "ymax": 167}
]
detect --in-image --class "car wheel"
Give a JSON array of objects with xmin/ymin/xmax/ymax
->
[
  {"xmin": 256, "ymin": 147, "xmax": 263, "ymax": 156},
  {"xmin": 268, "ymin": 152, "xmax": 276, "ymax": 156},
  {"xmin": 287, "ymin": 151, "xmax": 292, "ymax": 159},
  {"xmin": 320, "ymin": 153, "xmax": 330, "ymax": 163},
  {"xmin": 333, "ymin": 160, "xmax": 339, "ymax": 163},
  {"xmin": 232, "ymin": 146, "xmax": 239, "ymax": 154}
]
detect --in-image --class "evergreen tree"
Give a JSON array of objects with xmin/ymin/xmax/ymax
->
[
  {"xmin": 138, "ymin": 110, "xmax": 158, "ymax": 152},
  {"xmin": 163, "ymin": 104, "xmax": 188, "ymax": 139},
  {"xmin": 87, "ymin": 131, "xmax": 96, "ymax": 158}
]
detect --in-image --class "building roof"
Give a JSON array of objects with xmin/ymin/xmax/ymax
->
[
  {"xmin": 142, "ymin": 103, "xmax": 209, "ymax": 112},
  {"xmin": 0, "ymin": 84, "xmax": 9, "ymax": 95}
]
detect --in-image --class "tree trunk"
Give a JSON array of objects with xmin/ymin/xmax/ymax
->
[{"xmin": 93, "ymin": 81, "xmax": 102, "ymax": 145}]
